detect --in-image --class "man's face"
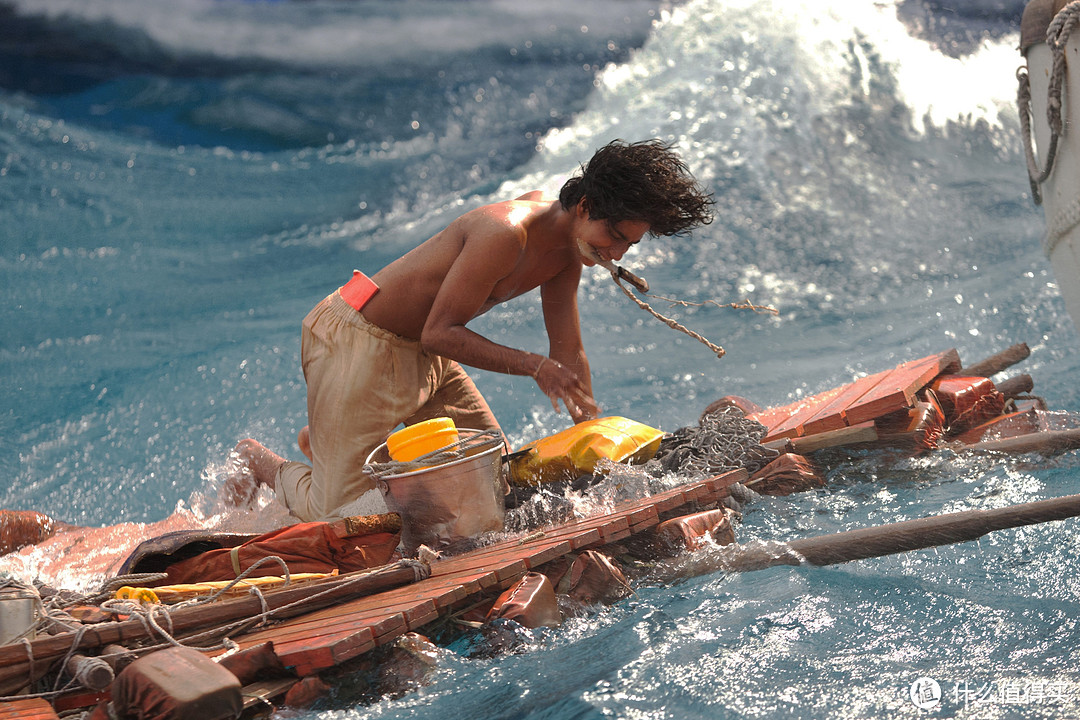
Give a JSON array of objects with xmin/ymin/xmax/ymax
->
[{"xmin": 574, "ymin": 211, "xmax": 650, "ymax": 267}]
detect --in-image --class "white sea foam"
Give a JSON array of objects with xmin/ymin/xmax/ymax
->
[{"xmin": 7, "ymin": 0, "xmax": 660, "ymax": 66}]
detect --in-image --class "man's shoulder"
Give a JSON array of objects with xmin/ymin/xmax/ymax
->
[
  {"xmin": 464, "ymin": 197, "xmax": 548, "ymax": 234},
  {"xmin": 513, "ymin": 190, "xmax": 549, "ymax": 202}
]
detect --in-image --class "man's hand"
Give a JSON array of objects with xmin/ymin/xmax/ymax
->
[{"xmin": 534, "ymin": 357, "xmax": 600, "ymax": 422}]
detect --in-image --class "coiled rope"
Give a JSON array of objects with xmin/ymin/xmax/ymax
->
[{"xmin": 1018, "ymin": 0, "xmax": 1080, "ymax": 213}]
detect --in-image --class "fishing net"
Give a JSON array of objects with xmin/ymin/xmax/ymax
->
[{"xmin": 651, "ymin": 406, "xmax": 779, "ymax": 478}]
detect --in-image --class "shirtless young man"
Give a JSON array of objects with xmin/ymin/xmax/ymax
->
[{"xmin": 229, "ymin": 139, "xmax": 714, "ymax": 522}]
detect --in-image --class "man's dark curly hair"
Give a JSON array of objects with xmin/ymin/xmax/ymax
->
[{"xmin": 559, "ymin": 139, "xmax": 714, "ymax": 236}]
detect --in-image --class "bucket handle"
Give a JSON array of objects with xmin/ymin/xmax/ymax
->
[{"xmin": 365, "ymin": 429, "xmax": 505, "ymax": 479}]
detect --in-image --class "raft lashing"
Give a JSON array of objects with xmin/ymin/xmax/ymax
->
[{"xmin": 3, "ymin": 344, "xmax": 1080, "ymax": 719}]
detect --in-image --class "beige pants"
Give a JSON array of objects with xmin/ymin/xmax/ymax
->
[{"xmin": 277, "ymin": 291, "xmax": 500, "ymax": 522}]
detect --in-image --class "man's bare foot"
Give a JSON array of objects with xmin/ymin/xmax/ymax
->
[
  {"xmin": 223, "ymin": 439, "xmax": 287, "ymax": 508},
  {"xmin": 0, "ymin": 510, "xmax": 64, "ymax": 556}
]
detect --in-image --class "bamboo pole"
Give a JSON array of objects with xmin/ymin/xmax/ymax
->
[
  {"xmin": 960, "ymin": 342, "xmax": 1031, "ymax": 378},
  {"xmin": 958, "ymin": 428, "xmax": 1080, "ymax": 456},
  {"xmin": 996, "ymin": 374, "xmax": 1034, "ymax": 399},
  {"xmin": 659, "ymin": 493, "xmax": 1080, "ymax": 576},
  {"xmin": 762, "ymin": 422, "xmax": 878, "ymax": 455}
]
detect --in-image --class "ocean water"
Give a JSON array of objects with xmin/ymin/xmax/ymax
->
[{"xmin": 3, "ymin": 0, "xmax": 1080, "ymax": 717}]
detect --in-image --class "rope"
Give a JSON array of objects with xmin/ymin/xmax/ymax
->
[
  {"xmin": 1046, "ymin": 192, "xmax": 1080, "ymax": 255},
  {"xmin": 1018, "ymin": 1, "xmax": 1080, "ymax": 207},
  {"xmin": 19, "ymin": 638, "xmax": 34, "ymax": 690},
  {"xmin": 0, "ymin": 555, "xmax": 428, "ymax": 702},
  {"xmin": 0, "ymin": 558, "xmax": 430, "ymax": 703},
  {"xmin": 610, "ymin": 271, "xmax": 760, "ymax": 360},
  {"xmin": 364, "ymin": 429, "xmax": 504, "ymax": 479},
  {"xmin": 51, "ymin": 625, "xmax": 89, "ymax": 692},
  {"xmin": 174, "ymin": 558, "xmax": 430, "ymax": 648}
]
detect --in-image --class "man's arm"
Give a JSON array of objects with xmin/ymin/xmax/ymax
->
[
  {"xmin": 540, "ymin": 262, "xmax": 598, "ymax": 422},
  {"xmin": 419, "ymin": 216, "xmax": 597, "ymax": 420},
  {"xmin": 419, "ymin": 219, "xmax": 544, "ymax": 377}
]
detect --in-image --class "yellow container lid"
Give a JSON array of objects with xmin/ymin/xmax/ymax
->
[{"xmin": 388, "ymin": 417, "xmax": 459, "ymax": 462}]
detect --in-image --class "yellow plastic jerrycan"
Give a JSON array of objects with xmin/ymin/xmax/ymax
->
[{"xmin": 509, "ymin": 416, "xmax": 665, "ymax": 487}]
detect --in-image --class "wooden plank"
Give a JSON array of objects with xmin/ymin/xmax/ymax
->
[
  {"xmin": 268, "ymin": 612, "xmax": 403, "ymax": 657},
  {"xmin": 0, "ymin": 699, "xmax": 59, "ymax": 719},
  {"xmin": 789, "ymin": 421, "xmax": 878, "ymax": 454},
  {"xmin": 223, "ymin": 471, "xmax": 752, "ymax": 680},
  {"xmin": 491, "ymin": 559, "xmax": 529, "ymax": 583},
  {"xmin": 262, "ymin": 594, "xmax": 438, "ymax": 631},
  {"xmin": 626, "ymin": 505, "xmax": 659, "ymax": 532},
  {"xmin": 844, "ymin": 351, "xmax": 958, "ymax": 426},
  {"xmin": 798, "ymin": 371, "xmax": 889, "ymax": 436},
  {"xmin": 756, "ymin": 385, "xmax": 848, "ymax": 440},
  {"xmin": 437, "ymin": 537, "xmax": 572, "ymax": 572},
  {"xmin": 517, "ymin": 539, "xmax": 575, "ymax": 568},
  {"xmin": 429, "ymin": 568, "xmax": 501, "ymax": 589},
  {"xmin": 704, "ymin": 474, "xmax": 735, "ymax": 495},
  {"xmin": 284, "ymin": 628, "xmax": 377, "ymax": 677},
  {"xmin": 495, "ymin": 568, "xmax": 528, "ymax": 590},
  {"xmin": 503, "ymin": 524, "xmax": 600, "ymax": 549},
  {"xmin": 748, "ymin": 384, "xmax": 846, "ymax": 436},
  {"xmin": 51, "ymin": 691, "xmax": 110, "ymax": 714},
  {"xmin": 754, "ymin": 351, "xmax": 960, "ymax": 440},
  {"xmin": 598, "ymin": 528, "xmax": 632, "ymax": 545}
]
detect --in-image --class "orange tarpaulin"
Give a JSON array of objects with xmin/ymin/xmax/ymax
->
[{"xmin": 150, "ymin": 516, "xmax": 401, "ymax": 586}]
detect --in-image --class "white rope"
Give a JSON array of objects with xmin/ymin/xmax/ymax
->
[
  {"xmin": 1045, "ymin": 194, "xmax": 1080, "ymax": 254},
  {"xmin": 0, "ymin": 558, "xmax": 429, "ymax": 703}
]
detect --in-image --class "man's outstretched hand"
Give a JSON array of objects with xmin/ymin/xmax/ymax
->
[{"xmin": 534, "ymin": 357, "xmax": 600, "ymax": 423}]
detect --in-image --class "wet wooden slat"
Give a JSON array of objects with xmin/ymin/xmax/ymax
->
[
  {"xmin": 756, "ymin": 385, "xmax": 848, "ymax": 440},
  {"xmin": 0, "ymin": 698, "xmax": 61, "ymax": 719},
  {"xmin": 754, "ymin": 351, "xmax": 960, "ymax": 441},
  {"xmin": 212, "ymin": 472, "xmax": 742, "ymax": 680},
  {"xmin": 843, "ymin": 350, "xmax": 959, "ymax": 426},
  {"xmin": 798, "ymin": 371, "xmax": 888, "ymax": 436}
]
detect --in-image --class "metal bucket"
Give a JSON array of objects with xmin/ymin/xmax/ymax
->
[
  {"xmin": 366, "ymin": 429, "xmax": 506, "ymax": 556},
  {"xmin": 0, "ymin": 585, "xmax": 38, "ymax": 646}
]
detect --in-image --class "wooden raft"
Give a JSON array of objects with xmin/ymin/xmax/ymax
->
[
  {"xmin": 219, "ymin": 468, "xmax": 748, "ymax": 676},
  {"xmin": 0, "ymin": 698, "xmax": 59, "ymax": 720},
  {"xmin": 749, "ymin": 349, "xmax": 961, "ymax": 443}
]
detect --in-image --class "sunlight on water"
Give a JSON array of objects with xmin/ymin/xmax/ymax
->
[{"xmin": 4, "ymin": 0, "xmax": 1080, "ymax": 716}]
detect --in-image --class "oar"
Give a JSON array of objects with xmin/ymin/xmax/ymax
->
[{"xmin": 657, "ymin": 492, "xmax": 1080, "ymax": 577}]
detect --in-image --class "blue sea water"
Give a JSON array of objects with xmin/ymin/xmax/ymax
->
[{"xmin": 3, "ymin": 0, "xmax": 1080, "ymax": 717}]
